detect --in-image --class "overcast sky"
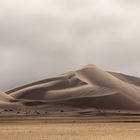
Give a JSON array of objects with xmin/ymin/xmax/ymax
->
[{"xmin": 0, "ymin": 0, "xmax": 140, "ymax": 91}]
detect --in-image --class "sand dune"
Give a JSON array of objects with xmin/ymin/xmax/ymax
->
[
  {"xmin": 0, "ymin": 91, "xmax": 19, "ymax": 109},
  {"xmin": 0, "ymin": 91, "xmax": 14, "ymax": 102},
  {"xmin": 0, "ymin": 64, "xmax": 140, "ymax": 116}
]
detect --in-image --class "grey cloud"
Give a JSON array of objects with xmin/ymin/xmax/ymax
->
[{"xmin": 0, "ymin": 0, "xmax": 140, "ymax": 91}]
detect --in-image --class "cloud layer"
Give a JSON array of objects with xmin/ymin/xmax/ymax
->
[{"xmin": 0, "ymin": 0, "xmax": 140, "ymax": 91}]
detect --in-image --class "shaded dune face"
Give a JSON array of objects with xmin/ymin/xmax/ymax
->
[
  {"xmin": 64, "ymin": 92, "xmax": 140, "ymax": 110},
  {"xmin": 10, "ymin": 73, "xmax": 87, "ymax": 100},
  {"xmin": 4, "ymin": 64, "xmax": 140, "ymax": 111}
]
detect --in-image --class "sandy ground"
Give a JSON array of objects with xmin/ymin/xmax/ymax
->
[{"xmin": 0, "ymin": 118, "xmax": 140, "ymax": 140}]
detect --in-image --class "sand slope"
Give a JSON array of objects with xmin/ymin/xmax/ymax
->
[
  {"xmin": 1, "ymin": 64, "xmax": 140, "ymax": 116},
  {"xmin": 0, "ymin": 91, "xmax": 14, "ymax": 102}
]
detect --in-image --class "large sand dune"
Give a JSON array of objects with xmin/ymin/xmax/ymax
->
[{"xmin": 0, "ymin": 64, "xmax": 140, "ymax": 116}]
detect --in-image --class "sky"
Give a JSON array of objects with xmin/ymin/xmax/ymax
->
[{"xmin": 0, "ymin": 0, "xmax": 140, "ymax": 91}]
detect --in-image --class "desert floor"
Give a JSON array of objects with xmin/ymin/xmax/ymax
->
[{"xmin": 0, "ymin": 117, "xmax": 140, "ymax": 140}]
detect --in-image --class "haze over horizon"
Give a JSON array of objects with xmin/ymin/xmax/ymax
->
[{"xmin": 0, "ymin": 0, "xmax": 140, "ymax": 91}]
